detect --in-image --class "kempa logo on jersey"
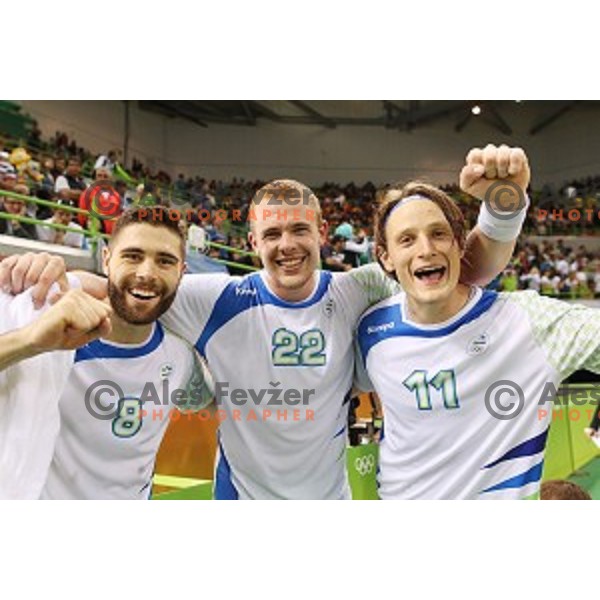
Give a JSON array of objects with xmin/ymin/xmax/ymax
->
[
  {"xmin": 483, "ymin": 379, "xmax": 600, "ymax": 421},
  {"xmin": 367, "ymin": 321, "xmax": 394, "ymax": 335}
]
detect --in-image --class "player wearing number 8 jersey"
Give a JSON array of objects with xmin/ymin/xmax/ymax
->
[
  {"xmin": 42, "ymin": 208, "xmax": 211, "ymax": 499},
  {"xmin": 355, "ymin": 147, "xmax": 600, "ymax": 499}
]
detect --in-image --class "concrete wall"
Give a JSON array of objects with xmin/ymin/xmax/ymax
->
[{"xmin": 18, "ymin": 101, "xmax": 600, "ymax": 187}]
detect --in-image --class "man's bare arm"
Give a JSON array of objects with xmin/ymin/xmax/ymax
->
[
  {"xmin": 461, "ymin": 226, "xmax": 516, "ymax": 286},
  {"xmin": 458, "ymin": 144, "xmax": 530, "ymax": 286}
]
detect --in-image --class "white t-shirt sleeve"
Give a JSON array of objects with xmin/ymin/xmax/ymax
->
[
  {"xmin": 353, "ymin": 337, "xmax": 375, "ymax": 393},
  {"xmin": 507, "ymin": 291, "xmax": 600, "ymax": 380},
  {"xmin": 0, "ymin": 289, "xmax": 74, "ymax": 499},
  {"xmin": 55, "ymin": 175, "xmax": 70, "ymax": 193},
  {"xmin": 160, "ymin": 273, "xmax": 233, "ymax": 346},
  {"xmin": 348, "ymin": 263, "xmax": 401, "ymax": 307}
]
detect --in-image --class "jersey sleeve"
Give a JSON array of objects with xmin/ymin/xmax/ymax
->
[
  {"xmin": 506, "ymin": 291, "xmax": 600, "ymax": 380},
  {"xmin": 347, "ymin": 263, "xmax": 401, "ymax": 308},
  {"xmin": 159, "ymin": 273, "xmax": 232, "ymax": 346},
  {"xmin": 176, "ymin": 349, "xmax": 215, "ymax": 413},
  {"xmin": 353, "ymin": 337, "xmax": 375, "ymax": 393}
]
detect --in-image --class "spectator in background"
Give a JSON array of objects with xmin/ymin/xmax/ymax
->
[
  {"xmin": 35, "ymin": 199, "xmax": 85, "ymax": 248},
  {"xmin": 321, "ymin": 234, "xmax": 350, "ymax": 272},
  {"xmin": 0, "ymin": 160, "xmax": 17, "ymax": 192},
  {"xmin": 55, "ymin": 156, "xmax": 86, "ymax": 203},
  {"xmin": 51, "ymin": 156, "xmax": 66, "ymax": 181},
  {"xmin": 78, "ymin": 159, "xmax": 122, "ymax": 235},
  {"xmin": 0, "ymin": 193, "xmax": 37, "ymax": 240},
  {"xmin": 334, "ymin": 222, "xmax": 370, "ymax": 269}
]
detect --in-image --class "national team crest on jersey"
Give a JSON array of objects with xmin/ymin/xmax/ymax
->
[
  {"xmin": 324, "ymin": 298, "xmax": 335, "ymax": 317},
  {"xmin": 160, "ymin": 362, "xmax": 174, "ymax": 379},
  {"xmin": 467, "ymin": 333, "xmax": 489, "ymax": 356}
]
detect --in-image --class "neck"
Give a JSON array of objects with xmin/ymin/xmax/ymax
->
[
  {"xmin": 406, "ymin": 284, "xmax": 472, "ymax": 325},
  {"xmin": 104, "ymin": 312, "xmax": 153, "ymax": 344},
  {"xmin": 265, "ymin": 272, "xmax": 318, "ymax": 303}
]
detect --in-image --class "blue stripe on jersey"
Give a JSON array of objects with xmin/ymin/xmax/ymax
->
[
  {"xmin": 196, "ymin": 271, "xmax": 333, "ymax": 355},
  {"xmin": 74, "ymin": 322, "xmax": 165, "ymax": 363},
  {"xmin": 254, "ymin": 270, "xmax": 332, "ymax": 308},
  {"xmin": 480, "ymin": 460, "xmax": 544, "ymax": 494},
  {"xmin": 333, "ymin": 425, "xmax": 346, "ymax": 439},
  {"xmin": 483, "ymin": 428, "xmax": 549, "ymax": 470},
  {"xmin": 357, "ymin": 290, "xmax": 498, "ymax": 362},
  {"xmin": 214, "ymin": 442, "xmax": 239, "ymax": 500}
]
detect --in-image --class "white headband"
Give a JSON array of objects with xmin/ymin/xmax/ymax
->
[{"xmin": 384, "ymin": 194, "xmax": 430, "ymax": 226}]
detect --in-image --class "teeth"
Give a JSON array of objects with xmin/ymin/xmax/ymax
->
[
  {"xmin": 278, "ymin": 257, "xmax": 303, "ymax": 267},
  {"xmin": 129, "ymin": 288, "xmax": 158, "ymax": 299},
  {"xmin": 416, "ymin": 266, "xmax": 444, "ymax": 275}
]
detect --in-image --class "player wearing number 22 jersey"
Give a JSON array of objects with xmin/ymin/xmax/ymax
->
[{"xmin": 160, "ymin": 265, "xmax": 396, "ymax": 500}]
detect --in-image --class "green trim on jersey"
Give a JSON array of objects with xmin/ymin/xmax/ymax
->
[
  {"xmin": 503, "ymin": 291, "xmax": 600, "ymax": 381},
  {"xmin": 348, "ymin": 263, "xmax": 401, "ymax": 307}
]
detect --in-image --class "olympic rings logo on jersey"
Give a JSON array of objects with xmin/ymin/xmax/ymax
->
[{"xmin": 354, "ymin": 454, "xmax": 375, "ymax": 477}]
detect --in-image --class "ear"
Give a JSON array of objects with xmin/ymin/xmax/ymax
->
[
  {"xmin": 101, "ymin": 246, "xmax": 110, "ymax": 277},
  {"xmin": 248, "ymin": 229, "xmax": 258, "ymax": 253},
  {"xmin": 318, "ymin": 219, "xmax": 329, "ymax": 245},
  {"xmin": 378, "ymin": 246, "xmax": 395, "ymax": 275}
]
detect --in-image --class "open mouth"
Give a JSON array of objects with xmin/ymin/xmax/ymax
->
[
  {"xmin": 275, "ymin": 256, "xmax": 306, "ymax": 271},
  {"xmin": 413, "ymin": 265, "xmax": 447, "ymax": 285},
  {"xmin": 127, "ymin": 287, "xmax": 160, "ymax": 302}
]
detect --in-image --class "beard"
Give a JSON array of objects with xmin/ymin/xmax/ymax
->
[{"xmin": 108, "ymin": 277, "xmax": 177, "ymax": 325}]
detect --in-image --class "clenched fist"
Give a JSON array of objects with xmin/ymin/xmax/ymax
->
[
  {"xmin": 460, "ymin": 144, "xmax": 530, "ymax": 211},
  {"xmin": 24, "ymin": 289, "xmax": 113, "ymax": 353}
]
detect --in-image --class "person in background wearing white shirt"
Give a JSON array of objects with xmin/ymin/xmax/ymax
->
[{"xmin": 35, "ymin": 199, "xmax": 86, "ymax": 248}]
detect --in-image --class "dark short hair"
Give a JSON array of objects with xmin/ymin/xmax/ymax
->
[
  {"xmin": 374, "ymin": 181, "xmax": 466, "ymax": 278},
  {"xmin": 109, "ymin": 206, "xmax": 185, "ymax": 257}
]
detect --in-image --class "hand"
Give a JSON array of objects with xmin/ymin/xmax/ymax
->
[
  {"xmin": 23, "ymin": 289, "xmax": 112, "ymax": 353},
  {"xmin": 460, "ymin": 144, "xmax": 530, "ymax": 209},
  {"xmin": 584, "ymin": 427, "xmax": 598, "ymax": 439},
  {"xmin": 0, "ymin": 252, "xmax": 69, "ymax": 308}
]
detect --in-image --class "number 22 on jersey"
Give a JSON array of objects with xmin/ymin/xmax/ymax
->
[{"xmin": 272, "ymin": 328, "xmax": 326, "ymax": 366}]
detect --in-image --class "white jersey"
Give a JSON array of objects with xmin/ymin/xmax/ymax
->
[
  {"xmin": 161, "ymin": 265, "xmax": 397, "ymax": 499},
  {"xmin": 42, "ymin": 322, "xmax": 204, "ymax": 499},
  {"xmin": 356, "ymin": 289, "xmax": 600, "ymax": 499},
  {"xmin": 0, "ymin": 289, "xmax": 74, "ymax": 499}
]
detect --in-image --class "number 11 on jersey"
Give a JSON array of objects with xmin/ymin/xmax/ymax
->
[{"xmin": 403, "ymin": 369, "xmax": 460, "ymax": 411}]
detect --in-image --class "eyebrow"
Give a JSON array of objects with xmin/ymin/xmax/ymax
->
[
  {"xmin": 119, "ymin": 247, "xmax": 180, "ymax": 261},
  {"xmin": 394, "ymin": 221, "xmax": 451, "ymax": 236}
]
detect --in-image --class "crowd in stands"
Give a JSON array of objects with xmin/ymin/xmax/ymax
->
[
  {"xmin": 2, "ymin": 126, "xmax": 600, "ymax": 298},
  {"xmin": 495, "ymin": 239, "xmax": 600, "ymax": 299}
]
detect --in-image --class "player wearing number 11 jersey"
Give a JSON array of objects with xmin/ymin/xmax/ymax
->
[{"xmin": 356, "ymin": 174, "xmax": 600, "ymax": 499}]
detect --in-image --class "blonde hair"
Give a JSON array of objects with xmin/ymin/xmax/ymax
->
[{"xmin": 249, "ymin": 179, "xmax": 322, "ymax": 229}]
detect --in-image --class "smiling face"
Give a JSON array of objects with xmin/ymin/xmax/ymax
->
[
  {"xmin": 248, "ymin": 181, "xmax": 328, "ymax": 302},
  {"xmin": 102, "ymin": 223, "xmax": 185, "ymax": 324},
  {"xmin": 380, "ymin": 199, "xmax": 465, "ymax": 318}
]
